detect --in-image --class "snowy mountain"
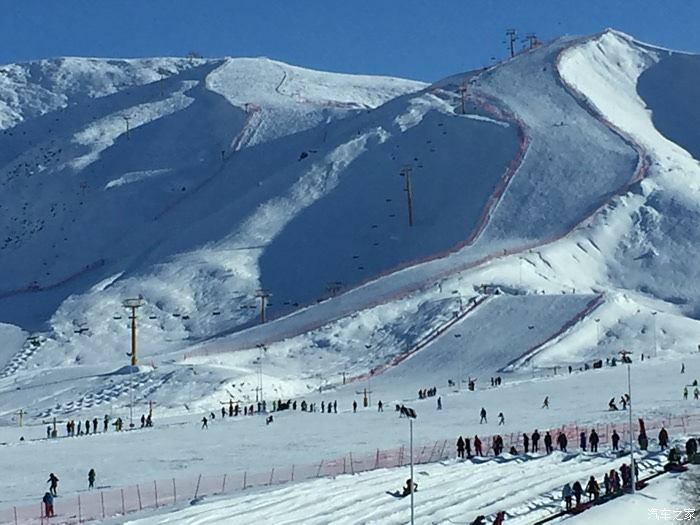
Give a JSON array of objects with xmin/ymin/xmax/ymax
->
[
  {"xmin": 1, "ymin": 29, "xmax": 700, "ymax": 443},
  {"xmin": 2, "ymin": 28, "xmax": 700, "ymax": 525}
]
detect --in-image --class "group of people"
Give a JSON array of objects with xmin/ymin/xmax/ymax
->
[
  {"xmin": 561, "ymin": 462, "xmax": 637, "ymax": 511},
  {"xmin": 57, "ymin": 412, "xmax": 154, "ymax": 438},
  {"xmin": 42, "ymin": 469, "xmax": 97, "ymax": 518},
  {"xmin": 489, "ymin": 377, "xmax": 503, "ymax": 387},
  {"xmin": 418, "ymin": 387, "xmax": 438, "ymax": 399},
  {"xmin": 608, "ymin": 394, "xmax": 630, "ymax": 411}
]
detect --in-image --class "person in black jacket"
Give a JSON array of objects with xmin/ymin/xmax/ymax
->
[
  {"xmin": 523, "ymin": 433, "xmax": 530, "ymax": 453},
  {"xmin": 457, "ymin": 436, "xmax": 465, "ymax": 459},
  {"xmin": 544, "ymin": 431, "xmax": 553, "ymax": 454},
  {"xmin": 589, "ymin": 429, "xmax": 599, "ymax": 452},
  {"xmin": 557, "ymin": 432, "xmax": 568, "ymax": 452},
  {"xmin": 532, "ymin": 430, "xmax": 540, "ymax": 452}
]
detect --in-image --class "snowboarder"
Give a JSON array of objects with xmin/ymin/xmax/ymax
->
[
  {"xmin": 544, "ymin": 431, "xmax": 553, "ymax": 454},
  {"xmin": 479, "ymin": 407, "xmax": 487, "ymax": 424},
  {"xmin": 457, "ymin": 436, "xmax": 465, "ymax": 459},
  {"xmin": 498, "ymin": 412, "xmax": 505, "ymax": 425},
  {"xmin": 523, "ymin": 433, "xmax": 530, "ymax": 453},
  {"xmin": 353, "ymin": 400, "xmax": 357, "ymax": 413},
  {"xmin": 47, "ymin": 473, "xmax": 59, "ymax": 496},
  {"xmin": 88, "ymin": 468, "xmax": 96, "ymax": 489},
  {"xmin": 585, "ymin": 475, "xmax": 599, "ymax": 500},
  {"xmin": 542, "ymin": 396, "xmax": 549, "ymax": 409},
  {"xmin": 474, "ymin": 435, "xmax": 483, "ymax": 456},
  {"xmin": 608, "ymin": 398, "xmax": 618, "ymax": 411},
  {"xmin": 42, "ymin": 492, "xmax": 54, "ymax": 518},
  {"xmin": 562, "ymin": 483, "xmax": 573, "ymax": 511},
  {"xmin": 532, "ymin": 430, "xmax": 540, "ymax": 452},
  {"xmin": 572, "ymin": 480, "xmax": 583, "ymax": 506},
  {"xmin": 201, "ymin": 416, "xmax": 208, "ymax": 429},
  {"xmin": 611, "ymin": 430, "xmax": 620, "ymax": 451},
  {"xmin": 659, "ymin": 427, "xmax": 669, "ymax": 450},
  {"xmin": 589, "ymin": 429, "xmax": 599, "ymax": 452},
  {"xmin": 580, "ymin": 431, "xmax": 587, "ymax": 451}
]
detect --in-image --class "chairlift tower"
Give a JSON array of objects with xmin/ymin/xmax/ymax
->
[
  {"xmin": 400, "ymin": 166, "xmax": 414, "ymax": 227},
  {"xmin": 255, "ymin": 289, "xmax": 271, "ymax": 324},
  {"xmin": 123, "ymin": 298, "xmax": 143, "ymax": 367},
  {"xmin": 505, "ymin": 29, "xmax": 517, "ymax": 58}
]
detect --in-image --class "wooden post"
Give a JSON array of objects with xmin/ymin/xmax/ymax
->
[
  {"xmin": 375, "ymin": 449, "xmax": 380, "ymax": 469},
  {"xmin": 291, "ymin": 465, "xmax": 295, "ymax": 482},
  {"xmin": 268, "ymin": 468, "xmax": 275, "ymax": 486},
  {"xmin": 221, "ymin": 474, "xmax": 227, "ymax": 494},
  {"xmin": 154, "ymin": 480, "xmax": 158, "ymax": 508},
  {"xmin": 242, "ymin": 471, "xmax": 247, "ymax": 490},
  {"xmin": 172, "ymin": 478, "xmax": 177, "ymax": 504},
  {"xmin": 121, "ymin": 488, "xmax": 126, "ymax": 515},
  {"xmin": 78, "ymin": 494, "xmax": 82, "ymax": 523},
  {"xmin": 101, "ymin": 491, "xmax": 105, "ymax": 518},
  {"xmin": 316, "ymin": 459, "xmax": 324, "ymax": 477},
  {"xmin": 13, "ymin": 506, "xmax": 17, "ymax": 525},
  {"xmin": 349, "ymin": 452, "xmax": 355, "ymax": 475},
  {"xmin": 137, "ymin": 484, "xmax": 142, "ymax": 510}
]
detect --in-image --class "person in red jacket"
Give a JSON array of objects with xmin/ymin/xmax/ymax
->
[{"xmin": 474, "ymin": 435, "xmax": 483, "ymax": 456}]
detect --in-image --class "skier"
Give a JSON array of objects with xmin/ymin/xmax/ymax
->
[
  {"xmin": 523, "ymin": 433, "xmax": 530, "ymax": 453},
  {"xmin": 585, "ymin": 475, "xmax": 600, "ymax": 500},
  {"xmin": 557, "ymin": 432, "xmax": 568, "ymax": 452},
  {"xmin": 682, "ymin": 363, "xmax": 686, "ymax": 374},
  {"xmin": 47, "ymin": 473, "xmax": 59, "ymax": 496},
  {"xmin": 141, "ymin": 414, "xmax": 146, "ymax": 428},
  {"xmin": 498, "ymin": 412, "xmax": 505, "ymax": 426},
  {"xmin": 479, "ymin": 407, "xmax": 487, "ymax": 424},
  {"xmin": 437, "ymin": 397, "xmax": 442, "ymax": 410},
  {"xmin": 542, "ymin": 396, "xmax": 549, "ymax": 409},
  {"xmin": 544, "ymin": 431, "xmax": 553, "ymax": 454},
  {"xmin": 589, "ymin": 429, "xmax": 599, "ymax": 452},
  {"xmin": 658, "ymin": 427, "xmax": 669, "ymax": 450},
  {"xmin": 611, "ymin": 430, "xmax": 620, "ymax": 451},
  {"xmin": 580, "ymin": 431, "xmax": 587, "ymax": 451},
  {"xmin": 42, "ymin": 492, "xmax": 55, "ymax": 518},
  {"xmin": 684, "ymin": 387, "xmax": 689, "ymax": 400},
  {"xmin": 562, "ymin": 483, "xmax": 573, "ymax": 511},
  {"xmin": 474, "ymin": 435, "xmax": 483, "ymax": 456},
  {"xmin": 103, "ymin": 415, "xmax": 109, "ymax": 432},
  {"xmin": 85, "ymin": 418, "xmax": 90, "ymax": 434},
  {"xmin": 333, "ymin": 400, "xmax": 337, "ymax": 413},
  {"xmin": 378, "ymin": 401, "xmax": 383, "ymax": 412},
  {"xmin": 46, "ymin": 426, "xmax": 51, "ymax": 439},
  {"xmin": 620, "ymin": 396, "xmax": 627, "ymax": 410},
  {"xmin": 695, "ymin": 388, "xmax": 700, "ymax": 401},
  {"xmin": 201, "ymin": 416, "xmax": 208, "ymax": 429},
  {"xmin": 457, "ymin": 436, "xmax": 465, "ymax": 459},
  {"xmin": 572, "ymin": 480, "xmax": 583, "ymax": 506},
  {"xmin": 532, "ymin": 430, "xmax": 540, "ymax": 452},
  {"xmin": 353, "ymin": 400, "xmax": 357, "ymax": 413},
  {"xmin": 88, "ymin": 468, "xmax": 96, "ymax": 489}
]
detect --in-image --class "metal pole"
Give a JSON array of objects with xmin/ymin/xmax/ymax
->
[
  {"xmin": 130, "ymin": 306, "xmax": 137, "ymax": 366},
  {"xmin": 652, "ymin": 312, "xmax": 657, "ymax": 357},
  {"xmin": 628, "ymin": 362, "xmax": 635, "ymax": 493},
  {"xmin": 410, "ymin": 419, "xmax": 414, "ymax": 525}
]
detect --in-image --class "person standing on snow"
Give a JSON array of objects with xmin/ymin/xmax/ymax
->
[
  {"xmin": 353, "ymin": 400, "xmax": 357, "ymax": 413},
  {"xmin": 378, "ymin": 401, "xmax": 383, "ymax": 412},
  {"xmin": 457, "ymin": 436, "xmax": 465, "ymax": 459},
  {"xmin": 474, "ymin": 435, "xmax": 483, "ymax": 456},
  {"xmin": 557, "ymin": 432, "xmax": 568, "ymax": 452},
  {"xmin": 589, "ymin": 429, "xmax": 599, "ymax": 452},
  {"xmin": 611, "ymin": 430, "xmax": 620, "ymax": 451},
  {"xmin": 479, "ymin": 407, "xmax": 487, "ymax": 424},
  {"xmin": 585, "ymin": 475, "xmax": 600, "ymax": 500},
  {"xmin": 532, "ymin": 430, "xmax": 541, "ymax": 452},
  {"xmin": 659, "ymin": 427, "xmax": 669, "ymax": 449},
  {"xmin": 42, "ymin": 492, "xmax": 55, "ymax": 518},
  {"xmin": 437, "ymin": 397, "xmax": 442, "ymax": 410},
  {"xmin": 498, "ymin": 412, "xmax": 505, "ymax": 425},
  {"xmin": 542, "ymin": 396, "xmax": 549, "ymax": 409},
  {"xmin": 684, "ymin": 387, "xmax": 689, "ymax": 400},
  {"xmin": 572, "ymin": 480, "xmax": 583, "ymax": 506},
  {"xmin": 201, "ymin": 416, "xmax": 208, "ymax": 429},
  {"xmin": 88, "ymin": 468, "xmax": 96, "ymax": 489},
  {"xmin": 544, "ymin": 431, "xmax": 553, "ymax": 454},
  {"xmin": 562, "ymin": 483, "xmax": 573, "ymax": 511},
  {"xmin": 580, "ymin": 431, "xmax": 587, "ymax": 451},
  {"xmin": 523, "ymin": 433, "xmax": 530, "ymax": 453},
  {"xmin": 465, "ymin": 437, "xmax": 472, "ymax": 458},
  {"xmin": 695, "ymin": 388, "xmax": 700, "ymax": 400}
]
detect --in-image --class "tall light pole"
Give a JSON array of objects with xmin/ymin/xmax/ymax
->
[
  {"xmin": 453, "ymin": 333, "xmax": 463, "ymax": 391},
  {"xmin": 405, "ymin": 406, "xmax": 417, "ymax": 525},
  {"xmin": 123, "ymin": 298, "xmax": 143, "ymax": 367},
  {"xmin": 256, "ymin": 343, "xmax": 266, "ymax": 404},
  {"xmin": 619, "ymin": 350, "xmax": 635, "ymax": 493},
  {"xmin": 365, "ymin": 344, "xmax": 373, "ymax": 406}
]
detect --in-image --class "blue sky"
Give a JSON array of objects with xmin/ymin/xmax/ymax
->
[{"xmin": 1, "ymin": 0, "xmax": 698, "ymax": 81}]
